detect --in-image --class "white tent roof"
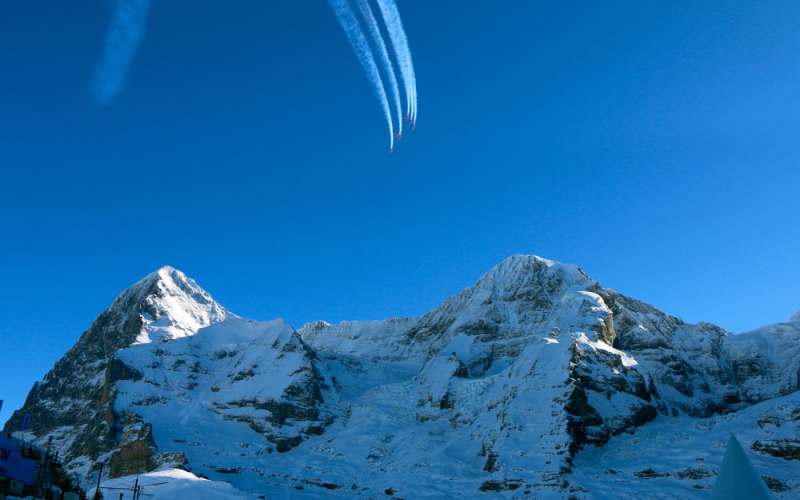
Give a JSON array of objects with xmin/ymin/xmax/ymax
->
[{"xmin": 710, "ymin": 434, "xmax": 774, "ymax": 500}]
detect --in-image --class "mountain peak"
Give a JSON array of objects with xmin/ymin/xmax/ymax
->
[
  {"xmin": 154, "ymin": 264, "xmax": 181, "ymax": 277},
  {"xmin": 788, "ymin": 308, "xmax": 800, "ymax": 323},
  {"xmin": 131, "ymin": 267, "xmax": 231, "ymax": 344},
  {"xmin": 94, "ymin": 266, "xmax": 231, "ymax": 348},
  {"xmin": 138, "ymin": 265, "xmax": 188, "ymax": 288},
  {"xmin": 476, "ymin": 254, "xmax": 591, "ymax": 291}
]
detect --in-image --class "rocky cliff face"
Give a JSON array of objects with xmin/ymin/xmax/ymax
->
[
  {"xmin": 596, "ymin": 289, "xmax": 742, "ymax": 417},
  {"xmin": 4, "ymin": 256, "xmax": 799, "ymax": 498},
  {"xmin": 723, "ymin": 320, "xmax": 800, "ymax": 403}
]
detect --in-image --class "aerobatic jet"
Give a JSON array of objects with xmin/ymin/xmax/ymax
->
[{"xmin": 396, "ymin": 132, "xmax": 402, "ymax": 140}]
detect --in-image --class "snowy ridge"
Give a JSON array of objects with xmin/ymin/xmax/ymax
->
[
  {"xmin": 5, "ymin": 256, "xmax": 800, "ymax": 499},
  {"xmin": 300, "ymin": 255, "xmax": 592, "ymax": 363}
]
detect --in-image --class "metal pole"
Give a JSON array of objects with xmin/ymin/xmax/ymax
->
[
  {"xmin": 34, "ymin": 459, "xmax": 42, "ymax": 499},
  {"xmin": 93, "ymin": 463, "xmax": 104, "ymax": 500},
  {"xmin": 132, "ymin": 476, "xmax": 139, "ymax": 500}
]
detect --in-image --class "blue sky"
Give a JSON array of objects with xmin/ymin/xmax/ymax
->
[{"xmin": 2, "ymin": 1, "xmax": 800, "ymax": 419}]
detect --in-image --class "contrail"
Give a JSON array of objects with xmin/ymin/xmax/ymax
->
[
  {"xmin": 328, "ymin": 0, "xmax": 394, "ymax": 150},
  {"xmin": 356, "ymin": 0, "xmax": 403, "ymax": 136},
  {"xmin": 90, "ymin": 0, "xmax": 152, "ymax": 106},
  {"xmin": 374, "ymin": 0, "xmax": 417, "ymax": 124}
]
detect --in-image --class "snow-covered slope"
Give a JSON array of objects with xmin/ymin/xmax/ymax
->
[
  {"xmin": 111, "ymin": 317, "xmax": 339, "ymax": 476},
  {"xmin": 5, "ymin": 257, "xmax": 800, "ymax": 499},
  {"xmin": 96, "ymin": 469, "xmax": 257, "ymax": 500},
  {"xmin": 571, "ymin": 390, "xmax": 799, "ymax": 498}
]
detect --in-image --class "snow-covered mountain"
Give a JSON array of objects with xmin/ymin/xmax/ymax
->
[{"xmin": 5, "ymin": 257, "xmax": 799, "ymax": 499}]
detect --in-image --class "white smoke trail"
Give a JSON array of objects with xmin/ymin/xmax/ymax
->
[
  {"xmin": 328, "ymin": 0, "xmax": 394, "ymax": 149},
  {"xmin": 356, "ymin": 0, "xmax": 403, "ymax": 135},
  {"xmin": 374, "ymin": 0, "xmax": 417, "ymax": 124},
  {"xmin": 90, "ymin": 0, "xmax": 152, "ymax": 105}
]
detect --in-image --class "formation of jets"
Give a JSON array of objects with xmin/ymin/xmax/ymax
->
[{"xmin": 390, "ymin": 115, "xmax": 416, "ymax": 153}]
